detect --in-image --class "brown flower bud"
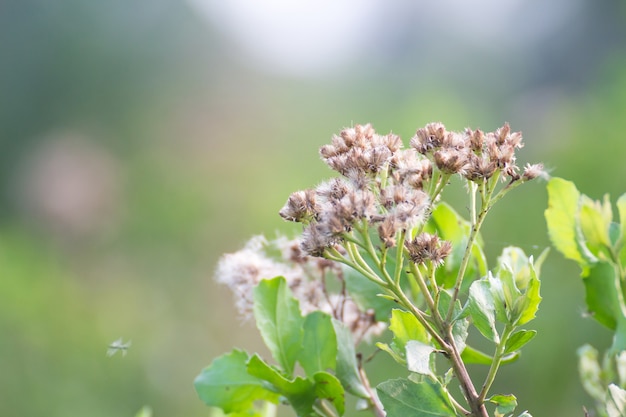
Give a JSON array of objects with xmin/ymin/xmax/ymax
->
[
  {"xmin": 378, "ymin": 216, "xmax": 397, "ymax": 248},
  {"xmin": 410, "ymin": 122, "xmax": 447, "ymax": 154},
  {"xmin": 468, "ymin": 128, "xmax": 484, "ymax": 153},
  {"xmin": 405, "ymin": 233, "xmax": 451, "ymax": 267},
  {"xmin": 279, "ymin": 189, "xmax": 318, "ymax": 222},
  {"xmin": 434, "ymin": 148, "xmax": 469, "ymax": 174}
]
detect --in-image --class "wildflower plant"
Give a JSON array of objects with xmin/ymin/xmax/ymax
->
[{"xmin": 195, "ymin": 123, "xmax": 546, "ymax": 417}]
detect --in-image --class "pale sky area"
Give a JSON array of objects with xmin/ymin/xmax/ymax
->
[{"xmin": 188, "ymin": 0, "xmax": 585, "ymax": 77}]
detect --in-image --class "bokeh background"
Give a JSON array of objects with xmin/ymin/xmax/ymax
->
[{"xmin": 2, "ymin": 1, "xmax": 626, "ymax": 416}]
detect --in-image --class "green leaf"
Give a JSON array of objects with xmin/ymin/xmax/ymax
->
[
  {"xmin": 488, "ymin": 393, "xmax": 517, "ymax": 417},
  {"xmin": 194, "ymin": 350, "xmax": 279, "ymax": 414},
  {"xmin": 380, "ymin": 309, "xmax": 433, "ymax": 366},
  {"xmin": 584, "ymin": 261, "xmax": 623, "ymax": 330},
  {"xmin": 314, "ymin": 372, "xmax": 346, "ymax": 416},
  {"xmin": 607, "ymin": 384, "xmax": 626, "ymax": 417},
  {"xmin": 461, "ymin": 345, "xmax": 493, "ymax": 365},
  {"xmin": 332, "ymin": 319, "xmax": 370, "ymax": 399},
  {"xmin": 517, "ymin": 412, "xmax": 532, "ymax": 417},
  {"xmin": 545, "ymin": 177, "xmax": 596, "ymax": 268},
  {"xmin": 493, "ymin": 249, "xmax": 542, "ymax": 326},
  {"xmin": 246, "ymin": 354, "xmax": 316, "ymax": 417},
  {"xmin": 487, "ymin": 273, "xmax": 508, "ymax": 323},
  {"xmin": 580, "ymin": 194, "xmax": 613, "ymax": 258},
  {"xmin": 545, "ymin": 178, "xmax": 583, "ymax": 263},
  {"xmin": 504, "ymin": 330, "xmax": 537, "ymax": 354},
  {"xmin": 467, "ymin": 279, "xmax": 499, "ymax": 342},
  {"xmin": 299, "ymin": 311, "xmax": 337, "ymax": 377},
  {"xmin": 498, "ymin": 247, "xmax": 532, "ymax": 290},
  {"xmin": 253, "ymin": 277, "xmax": 303, "ymax": 376},
  {"xmin": 377, "ymin": 378, "xmax": 456, "ymax": 417},
  {"xmin": 461, "ymin": 345, "xmax": 520, "ymax": 365},
  {"xmin": 376, "ymin": 342, "xmax": 406, "ymax": 365},
  {"xmin": 389, "ymin": 309, "xmax": 430, "ymax": 352},
  {"xmin": 496, "ymin": 268, "xmax": 522, "ymax": 324},
  {"xmin": 406, "ymin": 340, "xmax": 436, "ymax": 376},
  {"xmin": 515, "ymin": 259, "xmax": 542, "ymax": 325}
]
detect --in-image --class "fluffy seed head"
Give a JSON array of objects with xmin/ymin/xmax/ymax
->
[{"xmin": 405, "ymin": 233, "xmax": 452, "ymax": 267}]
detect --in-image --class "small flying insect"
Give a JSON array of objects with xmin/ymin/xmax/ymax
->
[{"xmin": 107, "ymin": 338, "xmax": 131, "ymax": 357}]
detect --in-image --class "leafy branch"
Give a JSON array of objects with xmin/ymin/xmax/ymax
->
[
  {"xmin": 546, "ymin": 177, "xmax": 626, "ymax": 417},
  {"xmin": 197, "ymin": 122, "xmax": 544, "ymax": 417}
]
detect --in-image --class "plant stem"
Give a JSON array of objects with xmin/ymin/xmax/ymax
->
[
  {"xmin": 445, "ymin": 208, "xmax": 488, "ymax": 322},
  {"xmin": 478, "ymin": 325, "xmax": 515, "ymax": 402},
  {"xmin": 449, "ymin": 393, "xmax": 471, "ymax": 416},
  {"xmin": 358, "ymin": 361, "xmax": 386, "ymax": 417},
  {"xmin": 408, "ymin": 262, "xmax": 441, "ymax": 323},
  {"xmin": 325, "ymin": 247, "xmax": 386, "ymax": 287},
  {"xmin": 446, "ymin": 327, "xmax": 489, "ymax": 417},
  {"xmin": 355, "ymin": 222, "xmax": 396, "ymax": 284},
  {"xmin": 469, "ymin": 181, "xmax": 477, "ymax": 224},
  {"xmin": 393, "ymin": 230, "xmax": 406, "ymax": 285},
  {"xmin": 430, "ymin": 172, "xmax": 451, "ymax": 203},
  {"xmin": 314, "ymin": 399, "xmax": 338, "ymax": 417},
  {"xmin": 344, "ymin": 241, "xmax": 382, "ymax": 281}
]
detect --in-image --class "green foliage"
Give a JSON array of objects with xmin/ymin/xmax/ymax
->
[
  {"xmin": 467, "ymin": 278, "xmax": 499, "ymax": 343},
  {"xmin": 301, "ymin": 312, "xmax": 337, "ymax": 377},
  {"xmin": 194, "ymin": 350, "xmax": 280, "ymax": 414},
  {"xmin": 331, "ymin": 319, "xmax": 370, "ymax": 399},
  {"xmin": 546, "ymin": 178, "xmax": 626, "ymax": 345},
  {"xmin": 546, "ymin": 177, "xmax": 626, "ymax": 416},
  {"xmin": 253, "ymin": 277, "xmax": 304, "ymax": 377},
  {"xmin": 377, "ymin": 378, "xmax": 456, "ymax": 417},
  {"xmin": 504, "ymin": 330, "xmax": 537, "ymax": 355},
  {"xmin": 196, "ymin": 277, "xmax": 357, "ymax": 416},
  {"xmin": 487, "ymin": 394, "xmax": 517, "ymax": 417},
  {"xmin": 377, "ymin": 309, "xmax": 431, "ymax": 365}
]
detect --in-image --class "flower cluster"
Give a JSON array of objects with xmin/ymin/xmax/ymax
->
[
  {"xmin": 215, "ymin": 235, "xmax": 386, "ymax": 343},
  {"xmin": 411, "ymin": 122, "xmax": 543, "ymax": 182},
  {"xmin": 280, "ymin": 123, "xmax": 543, "ymax": 259}
]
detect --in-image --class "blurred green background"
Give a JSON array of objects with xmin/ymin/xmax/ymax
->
[{"xmin": 2, "ymin": 1, "xmax": 626, "ymax": 416}]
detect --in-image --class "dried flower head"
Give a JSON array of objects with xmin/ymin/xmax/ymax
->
[
  {"xmin": 320, "ymin": 124, "xmax": 397, "ymax": 176},
  {"xmin": 279, "ymin": 189, "xmax": 318, "ymax": 223},
  {"xmin": 214, "ymin": 235, "xmax": 386, "ymax": 342},
  {"xmin": 405, "ymin": 233, "xmax": 452, "ymax": 267},
  {"xmin": 434, "ymin": 148, "xmax": 469, "ymax": 175},
  {"xmin": 410, "ymin": 122, "xmax": 447, "ymax": 154},
  {"xmin": 390, "ymin": 150, "xmax": 432, "ymax": 189}
]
